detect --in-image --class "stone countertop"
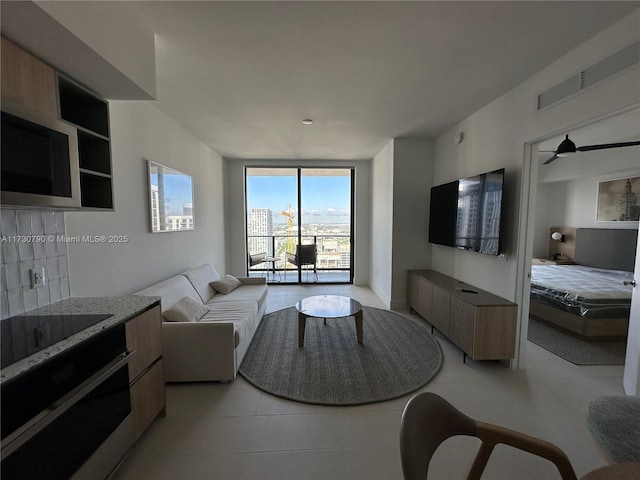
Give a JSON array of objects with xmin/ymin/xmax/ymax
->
[{"xmin": 0, "ymin": 295, "xmax": 160, "ymax": 385}]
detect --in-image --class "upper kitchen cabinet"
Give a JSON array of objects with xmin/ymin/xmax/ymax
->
[
  {"xmin": 1, "ymin": 37, "xmax": 57, "ymax": 120},
  {"xmin": 57, "ymin": 75, "xmax": 113, "ymax": 210},
  {"xmin": 1, "ymin": 37, "xmax": 114, "ymax": 210}
]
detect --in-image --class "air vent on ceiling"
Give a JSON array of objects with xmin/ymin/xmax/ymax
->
[{"xmin": 537, "ymin": 40, "xmax": 640, "ymax": 111}]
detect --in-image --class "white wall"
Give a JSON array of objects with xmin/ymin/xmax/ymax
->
[
  {"xmin": 370, "ymin": 141, "xmax": 395, "ymax": 306},
  {"xmin": 369, "ymin": 137, "xmax": 436, "ymax": 309},
  {"xmin": 432, "ymin": 11, "xmax": 640, "ymax": 301},
  {"xmin": 224, "ymin": 158, "xmax": 372, "ymax": 284},
  {"xmin": 3, "ymin": 1, "xmax": 156, "ymax": 100},
  {"xmin": 34, "ymin": 1, "xmax": 156, "ymax": 97},
  {"xmin": 65, "ymin": 101, "xmax": 226, "ymax": 297},
  {"xmin": 390, "ymin": 138, "xmax": 434, "ymax": 309}
]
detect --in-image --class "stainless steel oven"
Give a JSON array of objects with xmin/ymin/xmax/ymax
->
[{"xmin": 1, "ymin": 323, "xmax": 135, "ymax": 480}]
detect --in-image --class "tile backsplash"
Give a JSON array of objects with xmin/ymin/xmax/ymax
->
[{"xmin": 1, "ymin": 209, "xmax": 70, "ymax": 320}]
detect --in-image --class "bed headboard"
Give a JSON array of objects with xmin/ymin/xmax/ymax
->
[{"xmin": 574, "ymin": 228, "xmax": 638, "ymax": 271}]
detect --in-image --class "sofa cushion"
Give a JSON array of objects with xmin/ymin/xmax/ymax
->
[
  {"xmin": 163, "ymin": 296, "xmax": 210, "ymax": 322},
  {"xmin": 135, "ymin": 275, "xmax": 202, "ymax": 312},
  {"xmin": 200, "ymin": 301, "xmax": 259, "ymax": 347},
  {"xmin": 210, "ymin": 275, "xmax": 242, "ymax": 294},
  {"xmin": 209, "ymin": 283, "xmax": 268, "ymax": 313},
  {"xmin": 183, "ymin": 264, "xmax": 222, "ymax": 302}
]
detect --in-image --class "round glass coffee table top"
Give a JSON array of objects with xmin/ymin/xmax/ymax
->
[
  {"xmin": 294, "ymin": 295, "xmax": 364, "ymax": 347},
  {"xmin": 295, "ymin": 295, "xmax": 362, "ymax": 319}
]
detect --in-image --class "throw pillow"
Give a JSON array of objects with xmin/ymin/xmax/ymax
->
[
  {"xmin": 163, "ymin": 296, "xmax": 210, "ymax": 322},
  {"xmin": 210, "ymin": 274, "xmax": 242, "ymax": 294}
]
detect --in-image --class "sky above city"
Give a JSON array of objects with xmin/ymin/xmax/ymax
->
[
  {"xmin": 150, "ymin": 172, "xmax": 193, "ymax": 216},
  {"xmin": 246, "ymin": 174, "xmax": 351, "ymax": 223}
]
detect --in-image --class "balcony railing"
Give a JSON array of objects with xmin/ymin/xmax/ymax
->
[{"xmin": 247, "ymin": 235, "xmax": 352, "ymax": 283}]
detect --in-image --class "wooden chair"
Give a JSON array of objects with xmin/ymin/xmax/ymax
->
[
  {"xmin": 400, "ymin": 392, "xmax": 579, "ymax": 480},
  {"xmin": 286, "ymin": 244, "xmax": 318, "ymax": 281}
]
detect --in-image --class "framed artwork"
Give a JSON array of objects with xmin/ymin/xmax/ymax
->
[
  {"xmin": 147, "ymin": 160, "xmax": 195, "ymax": 232},
  {"xmin": 596, "ymin": 175, "xmax": 640, "ymax": 222}
]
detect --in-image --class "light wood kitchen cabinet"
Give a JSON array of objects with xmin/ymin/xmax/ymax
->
[
  {"xmin": 129, "ymin": 358, "xmax": 165, "ymax": 440},
  {"xmin": 407, "ymin": 270, "xmax": 517, "ymax": 361},
  {"xmin": 125, "ymin": 304, "xmax": 165, "ymax": 440},
  {"xmin": 1, "ymin": 37, "xmax": 57, "ymax": 119}
]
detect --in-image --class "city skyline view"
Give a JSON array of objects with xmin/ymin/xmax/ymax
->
[
  {"xmin": 245, "ymin": 168, "xmax": 353, "ymax": 282},
  {"xmin": 246, "ymin": 173, "xmax": 351, "ymax": 224}
]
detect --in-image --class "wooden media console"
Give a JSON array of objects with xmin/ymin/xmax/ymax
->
[{"xmin": 407, "ymin": 270, "xmax": 517, "ymax": 361}]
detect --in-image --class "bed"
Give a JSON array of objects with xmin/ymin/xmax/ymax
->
[{"xmin": 529, "ymin": 228, "xmax": 637, "ymax": 338}]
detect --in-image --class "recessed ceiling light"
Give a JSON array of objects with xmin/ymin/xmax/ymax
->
[{"xmin": 302, "ymin": 119, "xmax": 313, "ymax": 125}]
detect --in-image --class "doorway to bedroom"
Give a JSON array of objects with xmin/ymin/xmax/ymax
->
[
  {"xmin": 245, "ymin": 167, "xmax": 354, "ymax": 284},
  {"xmin": 518, "ymin": 108, "xmax": 640, "ymax": 378}
]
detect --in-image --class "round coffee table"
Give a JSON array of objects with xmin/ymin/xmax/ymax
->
[{"xmin": 295, "ymin": 295, "xmax": 363, "ymax": 348}]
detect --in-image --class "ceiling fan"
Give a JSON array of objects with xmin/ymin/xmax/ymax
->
[{"xmin": 542, "ymin": 134, "xmax": 640, "ymax": 165}]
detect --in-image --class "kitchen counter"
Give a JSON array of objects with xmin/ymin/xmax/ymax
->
[{"xmin": 0, "ymin": 296, "xmax": 160, "ymax": 384}]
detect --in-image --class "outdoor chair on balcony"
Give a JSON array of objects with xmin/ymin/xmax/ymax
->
[
  {"xmin": 249, "ymin": 252, "xmax": 267, "ymax": 268},
  {"xmin": 286, "ymin": 244, "xmax": 318, "ymax": 281}
]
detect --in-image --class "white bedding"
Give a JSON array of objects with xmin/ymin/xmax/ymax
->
[
  {"xmin": 530, "ymin": 264, "xmax": 633, "ymax": 318},
  {"xmin": 530, "ymin": 264, "xmax": 633, "ymax": 301}
]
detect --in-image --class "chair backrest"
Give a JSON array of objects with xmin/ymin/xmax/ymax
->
[
  {"xmin": 296, "ymin": 244, "xmax": 317, "ymax": 265},
  {"xmin": 249, "ymin": 252, "xmax": 266, "ymax": 266},
  {"xmin": 399, "ymin": 392, "xmax": 578, "ymax": 480},
  {"xmin": 400, "ymin": 392, "xmax": 477, "ymax": 479}
]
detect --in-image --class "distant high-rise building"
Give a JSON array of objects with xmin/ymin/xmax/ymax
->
[
  {"xmin": 150, "ymin": 185, "xmax": 160, "ymax": 231},
  {"xmin": 619, "ymin": 179, "xmax": 639, "ymax": 221},
  {"xmin": 249, "ymin": 208, "xmax": 273, "ymax": 256},
  {"xmin": 165, "ymin": 215, "xmax": 193, "ymax": 230}
]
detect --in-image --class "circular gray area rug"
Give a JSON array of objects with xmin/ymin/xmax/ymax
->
[{"xmin": 239, "ymin": 306, "xmax": 443, "ymax": 405}]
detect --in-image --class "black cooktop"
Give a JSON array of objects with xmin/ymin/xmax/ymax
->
[{"xmin": 0, "ymin": 313, "xmax": 112, "ymax": 369}]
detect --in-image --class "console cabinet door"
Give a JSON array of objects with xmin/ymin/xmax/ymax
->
[
  {"xmin": 473, "ymin": 306, "xmax": 517, "ymax": 360},
  {"xmin": 430, "ymin": 287, "xmax": 450, "ymax": 335},
  {"xmin": 407, "ymin": 273, "xmax": 419, "ymax": 312},
  {"xmin": 449, "ymin": 297, "xmax": 475, "ymax": 354},
  {"xmin": 417, "ymin": 278, "xmax": 432, "ymax": 321}
]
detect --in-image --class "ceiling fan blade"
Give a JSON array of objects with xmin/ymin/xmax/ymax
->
[
  {"xmin": 577, "ymin": 141, "xmax": 640, "ymax": 152},
  {"xmin": 543, "ymin": 154, "xmax": 559, "ymax": 165}
]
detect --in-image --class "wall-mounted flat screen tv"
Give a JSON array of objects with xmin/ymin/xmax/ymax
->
[
  {"xmin": 428, "ymin": 180, "xmax": 458, "ymax": 248},
  {"xmin": 429, "ymin": 168, "xmax": 505, "ymax": 256}
]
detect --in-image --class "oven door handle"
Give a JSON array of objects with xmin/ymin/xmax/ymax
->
[{"xmin": 1, "ymin": 349, "xmax": 136, "ymax": 460}]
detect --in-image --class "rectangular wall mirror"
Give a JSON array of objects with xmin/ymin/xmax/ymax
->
[{"xmin": 147, "ymin": 160, "xmax": 194, "ymax": 232}]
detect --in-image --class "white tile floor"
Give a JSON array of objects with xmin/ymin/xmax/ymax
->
[{"xmin": 112, "ymin": 285, "xmax": 624, "ymax": 480}]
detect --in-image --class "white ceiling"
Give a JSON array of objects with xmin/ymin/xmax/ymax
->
[
  {"xmin": 131, "ymin": 1, "xmax": 639, "ymax": 160},
  {"xmin": 27, "ymin": 1, "xmax": 632, "ymax": 160}
]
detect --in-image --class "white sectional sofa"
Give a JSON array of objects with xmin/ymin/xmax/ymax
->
[{"xmin": 135, "ymin": 264, "xmax": 268, "ymax": 382}]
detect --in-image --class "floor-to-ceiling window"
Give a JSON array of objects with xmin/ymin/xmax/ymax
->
[{"xmin": 245, "ymin": 167, "xmax": 353, "ymax": 284}]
